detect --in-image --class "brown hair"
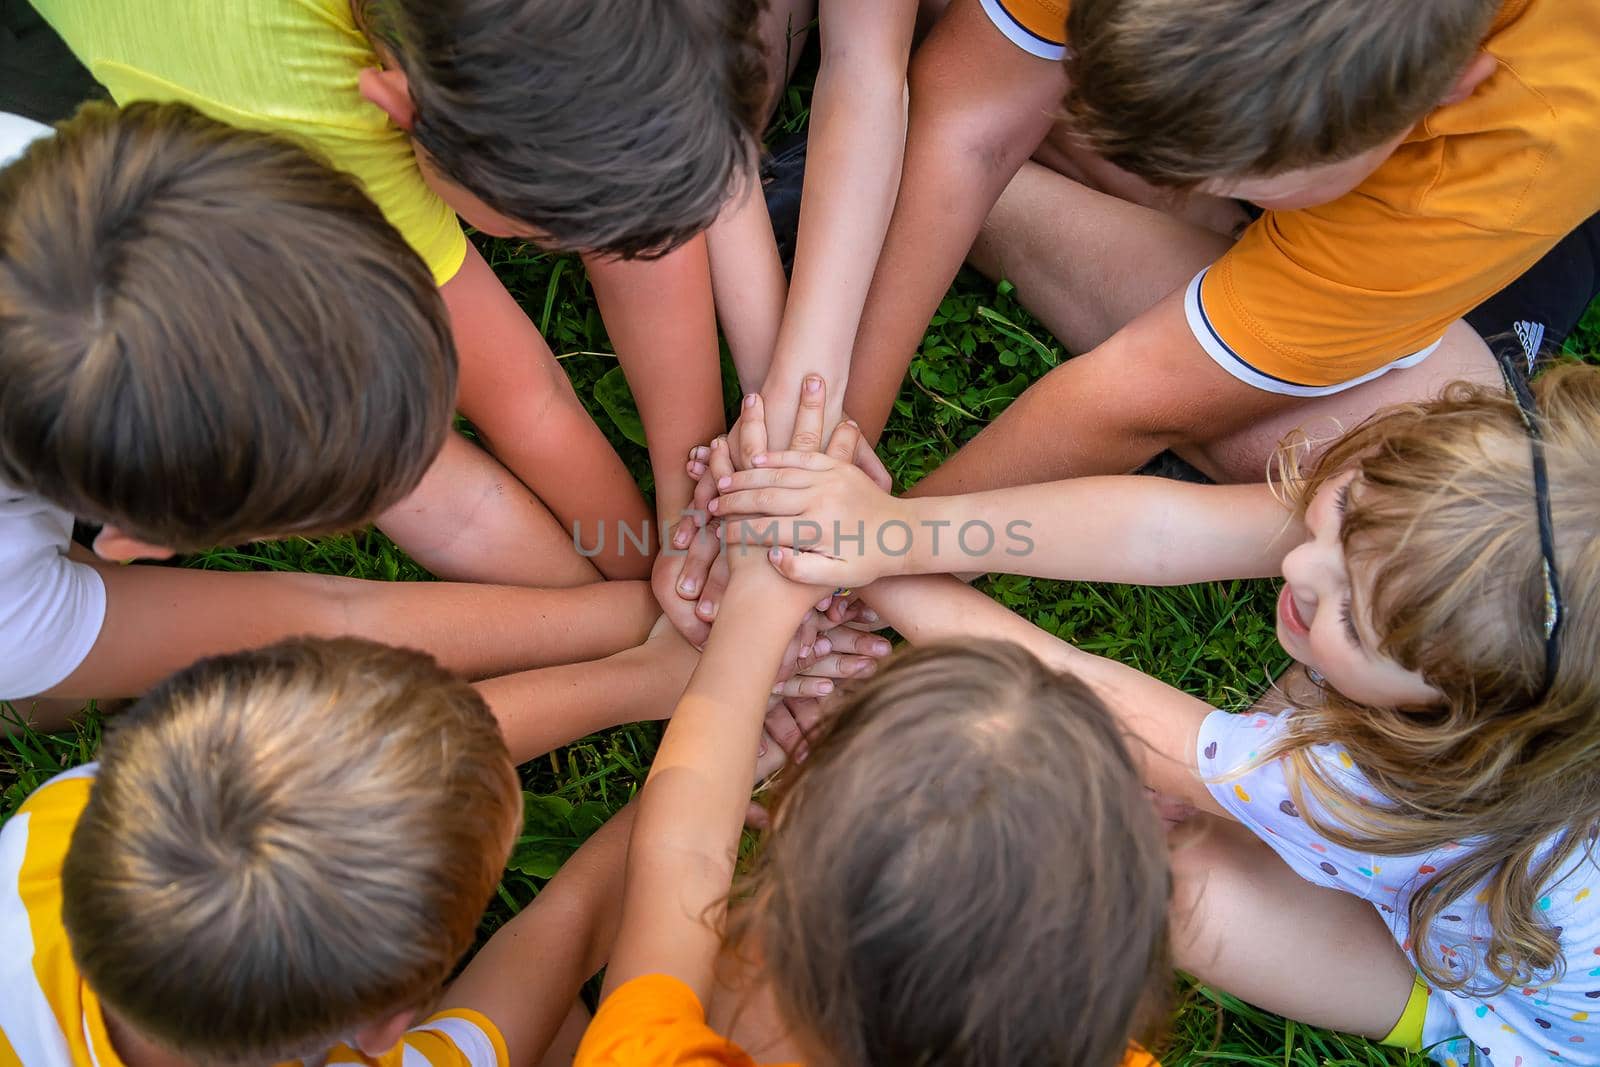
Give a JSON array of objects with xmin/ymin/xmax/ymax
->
[
  {"xmin": 0, "ymin": 100, "xmax": 457, "ymax": 552},
  {"xmin": 1269, "ymin": 363, "xmax": 1600, "ymax": 994},
  {"xmin": 60, "ymin": 637, "xmax": 521, "ymax": 1066},
  {"xmin": 361, "ymin": 0, "xmax": 768, "ymax": 258},
  {"xmin": 1062, "ymin": 0, "xmax": 1500, "ymax": 186},
  {"xmin": 732, "ymin": 641, "xmax": 1171, "ymax": 1066}
]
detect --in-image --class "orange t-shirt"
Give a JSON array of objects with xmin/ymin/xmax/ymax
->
[
  {"xmin": 1189, "ymin": 0, "xmax": 1600, "ymax": 394},
  {"xmin": 576, "ymin": 974, "xmax": 1159, "ymax": 1067}
]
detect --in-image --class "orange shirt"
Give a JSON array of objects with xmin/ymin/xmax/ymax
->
[
  {"xmin": 576, "ymin": 974, "xmax": 1160, "ymax": 1067},
  {"xmin": 1191, "ymin": 0, "xmax": 1600, "ymax": 394}
]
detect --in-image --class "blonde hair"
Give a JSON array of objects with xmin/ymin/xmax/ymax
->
[
  {"xmin": 1269, "ymin": 362, "xmax": 1600, "ymax": 994},
  {"xmin": 60, "ymin": 638, "xmax": 521, "ymax": 1065},
  {"xmin": 730, "ymin": 641, "xmax": 1172, "ymax": 1066}
]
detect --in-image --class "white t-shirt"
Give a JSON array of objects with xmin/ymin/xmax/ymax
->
[
  {"xmin": 1, "ymin": 115, "xmax": 108, "ymax": 699},
  {"xmin": 1201, "ymin": 708, "xmax": 1600, "ymax": 1067}
]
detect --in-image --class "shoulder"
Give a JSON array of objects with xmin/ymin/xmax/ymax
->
[{"xmin": 322, "ymin": 1009, "xmax": 510, "ymax": 1067}]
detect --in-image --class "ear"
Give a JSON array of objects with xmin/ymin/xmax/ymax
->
[
  {"xmin": 357, "ymin": 65, "xmax": 417, "ymax": 132},
  {"xmin": 92, "ymin": 526, "xmax": 176, "ymax": 563},
  {"xmin": 353, "ymin": 1010, "xmax": 414, "ymax": 1057},
  {"xmin": 1442, "ymin": 51, "xmax": 1498, "ymax": 107}
]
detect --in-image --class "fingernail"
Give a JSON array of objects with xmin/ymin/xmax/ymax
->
[
  {"xmin": 768, "ymin": 548, "xmax": 783, "ymax": 563},
  {"xmin": 707, "ymin": 499, "xmax": 720, "ymax": 514},
  {"xmin": 818, "ymin": 680, "xmax": 833, "ymax": 694},
  {"xmin": 800, "ymin": 645, "xmax": 812, "ymax": 660},
  {"xmin": 700, "ymin": 600, "xmax": 717, "ymax": 618},
  {"xmin": 672, "ymin": 530, "xmax": 690, "ymax": 549},
  {"xmin": 752, "ymin": 454, "xmax": 768, "ymax": 466},
  {"xmin": 711, "ymin": 437, "xmax": 724, "ymax": 449},
  {"xmin": 863, "ymin": 609, "xmax": 879, "ymax": 622},
  {"xmin": 679, "ymin": 577, "xmax": 697, "ymax": 594},
  {"xmin": 815, "ymin": 637, "xmax": 832, "ymax": 655},
  {"xmin": 717, "ymin": 476, "xmax": 731, "ymax": 490},
  {"xmin": 816, "ymin": 597, "xmax": 832, "ymax": 612},
  {"xmin": 745, "ymin": 393, "xmax": 758, "ymax": 408},
  {"xmin": 873, "ymin": 639, "xmax": 890, "ymax": 655},
  {"xmin": 759, "ymin": 739, "xmax": 768, "ymax": 755},
  {"xmin": 804, "ymin": 376, "xmax": 821, "ymax": 394}
]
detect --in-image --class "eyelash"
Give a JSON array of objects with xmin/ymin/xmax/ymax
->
[{"xmin": 1334, "ymin": 486, "xmax": 1361, "ymax": 646}]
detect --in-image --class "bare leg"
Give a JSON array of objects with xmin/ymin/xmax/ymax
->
[
  {"xmin": 968, "ymin": 160, "xmax": 1232, "ymax": 354},
  {"xmin": 377, "ymin": 432, "xmax": 602, "ymax": 588},
  {"xmin": 1170, "ymin": 814, "xmax": 1416, "ymax": 1038}
]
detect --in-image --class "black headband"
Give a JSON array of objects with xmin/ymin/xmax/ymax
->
[{"xmin": 1497, "ymin": 358, "xmax": 1564, "ymax": 702}]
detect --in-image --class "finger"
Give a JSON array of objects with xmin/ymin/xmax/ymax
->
[
  {"xmin": 752, "ymin": 729, "xmax": 787, "ymax": 784},
  {"xmin": 798, "ymin": 611, "xmax": 822, "ymax": 661},
  {"xmin": 718, "ymin": 467, "xmax": 812, "ymax": 493},
  {"xmin": 824, "ymin": 419, "xmax": 862, "ymax": 464},
  {"xmin": 774, "ymin": 628, "xmax": 805, "ymax": 683},
  {"xmin": 818, "ymin": 626, "xmax": 893, "ymax": 658},
  {"xmin": 767, "ymin": 545, "xmax": 853, "ymax": 588},
  {"xmin": 744, "ymin": 800, "xmax": 773, "ymax": 830},
  {"xmin": 657, "ymin": 594, "xmax": 711, "ymax": 648},
  {"xmin": 695, "ymin": 549, "xmax": 730, "ymax": 622},
  {"xmin": 854, "ymin": 436, "xmax": 894, "ymax": 492},
  {"xmin": 790, "ymin": 374, "xmax": 826, "ymax": 452},
  {"xmin": 783, "ymin": 697, "xmax": 824, "ymax": 736},
  {"xmin": 707, "ymin": 434, "xmax": 737, "ymax": 482},
  {"xmin": 689, "ymin": 467, "xmax": 720, "ymax": 524},
  {"xmin": 686, "ymin": 459, "xmax": 708, "ymax": 480},
  {"xmin": 735, "ymin": 392, "xmax": 768, "ymax": 469},
  {"xmin": 746, "ymin": 450, "xmax": 835, "ymax": 471},
  {"xmin": 771, "ymin": 674, "xmax": 836, "ymax": 699},
  {"xmin": 801, "ymin": 653, "xmax": 879, "ymax": 680},
  {"xmin": 668, "ymin": 512, "xmax": 698, "ymax": 552},
  {"xmin": 763, "ymin": 702, "xmax": 806, "ymax": 757},
  {"xmin": 675, "ymin": 524, "xmax": 720, "ymax": 600},
  {"xmin": 709, "ymin": 487, "xmax": 807, "ymax": 519}
]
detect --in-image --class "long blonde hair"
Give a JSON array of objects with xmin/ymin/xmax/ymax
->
[{"xmin": 1269, "ymin": 362, "xmax": 1600, "ymax": 994}]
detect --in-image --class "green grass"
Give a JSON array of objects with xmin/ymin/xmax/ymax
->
[{"xmin": 5, "ymin": 95, "xmax": 1600, "ymax": 1065}]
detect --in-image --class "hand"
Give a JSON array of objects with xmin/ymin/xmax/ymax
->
[
  {"xmin": 770, "ymin": 622, "xmax": 890, "ymax": 698},
  {"xmin": 686, "ymin": 388, "xmax": 891, "ymax": 491},
  {"xmin": 651, "ymin": 546, "xmax": 712, "ymax": 647},
  {"xmin": 714, "ymin": 421, "xmax": 913, "ymax": 590}
]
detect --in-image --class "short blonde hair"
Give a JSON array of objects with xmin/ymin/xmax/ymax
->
[{"xmin": 60, "ymin": 638, "xmax": 521, "ymax": 1065}]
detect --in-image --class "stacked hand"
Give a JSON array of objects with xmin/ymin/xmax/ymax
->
[{"xmin": 653, "ymin": 376, "xmax": 892, "ymax": 706}]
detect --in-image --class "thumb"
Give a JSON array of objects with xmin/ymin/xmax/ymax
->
[{"xmin": 768, "ymin": 546, "xmax": 852, "ymax": 588}]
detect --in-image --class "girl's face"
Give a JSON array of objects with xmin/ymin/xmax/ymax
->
[{"xmin": 1276, "ymin": 471, "xmax": 1442, "ymax": 709}]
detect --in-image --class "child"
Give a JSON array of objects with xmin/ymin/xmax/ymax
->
[
  {"xmin": 579, "ymin": 390, "xmax": 1169, "ymax": 1067},
  {"xmin": 0, "ymin": 635, "xmax": 639, "ymax": 1067},
  {"xmin": 29, "ymin": 0, "xmax": 771, "ymax": 586},
  {"xmin": 840, "ymin": 0, "xmax": 1600, "ymax": 492},
  {"xmin": 712, "ymin": 365, "xmax": 1600, "ymax": 1064},
  {"xmin": 0, "ymin": 102, "xmax": 717, "ymax": 755}
]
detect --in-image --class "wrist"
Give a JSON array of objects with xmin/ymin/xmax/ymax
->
[{"xmin": 899, "ymin": 497, "xmax": 951, "ymax": 576}]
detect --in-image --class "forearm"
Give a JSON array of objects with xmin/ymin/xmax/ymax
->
[
  {"xmin": 607, "ymin": 579, "xmax": 805, "ymax": 997},
  {"xmin": 901, "ymin": 480, "xmax": 1293, "ymax": 583},
  {"xmin": 706, "ymin": 170, "xmax": 788, "ymax": 393},
  {"xmin": 588, "ymin": 239, "xmax": 728, "ymax": 529},
  {"xmin": 47, "ymin": 566, "xmax": 659, "ymax": 700},
  {"xmin": 907, "ymin": 289, "xmax": 1296, "ymax": 497},
  {"xmin": 443, "ymin": 804, "xmax": 638, "ymax": 1067},
  {"xmin": 844, "ymin": 1, "xmax": 1062, "ymax": 441},
  {"xmin": 758, "ymin": 26, "xmax": 913, "ymax": 445},
  {"xmin": 475, "ymin": 633, "xmax": 696, "ymax": 764}
]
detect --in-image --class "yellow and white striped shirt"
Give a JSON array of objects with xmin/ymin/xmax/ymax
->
[{"xmin": 0, "ymin": 768, "xmax": 507, "ymax": 1067}]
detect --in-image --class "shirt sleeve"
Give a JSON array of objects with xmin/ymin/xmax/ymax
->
[
  {"xmin": 1197, "ymin": 709, "xmax": 1390, "ymax": 900},
  {"xmin": 575, "ymin": 975, "xmax": 761, "ymax": 1067},
  {"xmin": 323, "ymin": 1009, "xmax": 508, "ymax": 1067},
  {"xmin": 0, "ymin": 494, "xmax": 106, "ymax": 699}
]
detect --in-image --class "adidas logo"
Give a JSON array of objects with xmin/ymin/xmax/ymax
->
[{"xmin": 1514, "ymin": 319, "xmax": 1546, "ymax": 375}]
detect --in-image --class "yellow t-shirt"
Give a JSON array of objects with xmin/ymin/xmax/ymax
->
[
  {"xmin": 0, "ymin": 768, "xmax": 506, "ymax": 1067},
  {"xmin": 1188, "ymin": 0, "xmax": 1600, "ymax": 393},
  {"xmin": 30, "ymin": 0, "xmax": 468, "ymax": 287},
  {"xmin": 577, "ymin": 974, "xmax": 1160, "ymax": 1067}
]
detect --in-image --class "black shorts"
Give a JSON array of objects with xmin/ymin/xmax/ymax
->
[{"xmin": 1465, "ymin": 210, "xmax": 1600, "ymax": 379}]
